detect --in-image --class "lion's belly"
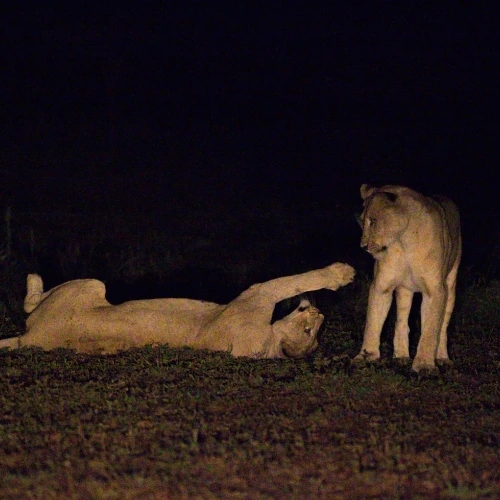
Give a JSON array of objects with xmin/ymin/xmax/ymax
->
[{"xmin": 24, "ymin": 299, "xmax": 214, "ymax": 353}]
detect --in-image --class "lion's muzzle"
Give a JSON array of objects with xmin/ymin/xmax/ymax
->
[{"xmin": 361, "ymin": 235, "xmax": 388, "ymax": 256}]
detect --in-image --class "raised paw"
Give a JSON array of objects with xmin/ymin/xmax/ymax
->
[{"xmin": 324, "ymin": 263, "xmax": 356, "ymax": 291}]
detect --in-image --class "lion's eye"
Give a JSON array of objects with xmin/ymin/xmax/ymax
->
[
  {"xmin": 304, "ymin": 327, "xmax": 312, "ymax": 335},
  {"xmin": 369, "ymin": 218, "xmax": 376, "ymax": 227}
]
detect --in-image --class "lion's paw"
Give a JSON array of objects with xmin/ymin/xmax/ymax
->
[
  {"xmin": 411, "ymin": 357, "xmax": 438, "ymax": 374},
  {"xmin": 352, "ymin": 350, "xmax": 380, "ymax": 363},
  {"xmin": 436, "ymin": 358, "xmax": 456, "ymax": 375},
  {"xmin": 325, "ymin": 263, "xmax": 356, "ymax": 290},
  {"xmin": 436, "ymin": 358, "xmax": 453, "ymax": 367}
]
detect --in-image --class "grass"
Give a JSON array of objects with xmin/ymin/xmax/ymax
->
[
  {"xmin": 0, "ymin": 208, "xmax": 498, "ymax": 498},
  {"xmin": 0, "ymin": 281, "xmax": 499, "ymax": 499}
]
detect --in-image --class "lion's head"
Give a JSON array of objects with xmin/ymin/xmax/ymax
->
[
  {"xmin": 273, "ymin": 298, "xmax": 323, "ymax": 358},
  {"xmin": 359, "ymin": 184, "xmax": 410, "ymax": 259}
]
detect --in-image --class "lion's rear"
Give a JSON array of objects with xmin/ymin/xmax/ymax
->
[{"xmin": 433, "ymin": 195, "xmax": 462, "ymax": 272}]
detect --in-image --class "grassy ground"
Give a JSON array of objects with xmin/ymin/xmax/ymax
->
[{"xmin": 0, "ymin": 280, "xmax": 499, "ymax": 499}]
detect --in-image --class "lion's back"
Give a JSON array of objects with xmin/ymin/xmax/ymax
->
[
  {"xmin": 395, "ymin": 189, "xmax": 462, "ymax": 275},
  {"xmin": 429, "ymin": 195, "xmax": 462, "ymax": 272},
  {"xmin": 431, "ymin": 195, "xmax": 461, "ymax": 239}
]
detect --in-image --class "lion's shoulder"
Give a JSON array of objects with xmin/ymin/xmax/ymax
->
[
  {"xmin": 360, "ymin": 184, "xmax": 461, "ymax": 269},
  {"xmin": 374, "ymin": 185, "xmax": 459, "ymax": 227}
]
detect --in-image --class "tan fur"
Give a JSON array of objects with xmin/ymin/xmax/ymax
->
[
  {"xmin": 0, "ymin": 263, "xmax": 355, "ymax": 358},
  {"xmin": 354, "ymin": 184, "xmax": 461, "ymax": 372}
]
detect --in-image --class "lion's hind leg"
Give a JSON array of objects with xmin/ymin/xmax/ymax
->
[
  {"xmin": 24, "ymin": 274, "xmax": 44, "ymax": 313},
  {"xmin": 436, "ymin": 264, "xmax": 459, "ymax": 363},
  {"xmin": 413, "ymin": 286, "xmax": 447, "ymax": 373}
]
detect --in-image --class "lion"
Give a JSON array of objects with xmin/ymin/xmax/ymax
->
[
  {"xmin": 0, "ymin": 263, "xmax": 355, "ymax": 358},
  {"xmin": 354, "ymin": 184, "xmax": 461, "ymax": 372}
]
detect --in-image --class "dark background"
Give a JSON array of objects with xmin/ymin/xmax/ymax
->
[{"xmin": 1, "ymin": 4, "xmax": 498, "ymax": 288}]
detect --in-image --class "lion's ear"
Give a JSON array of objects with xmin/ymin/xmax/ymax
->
[{"xmin": 360, "ymin": 184, "xmax": 376, "ymax": 200}]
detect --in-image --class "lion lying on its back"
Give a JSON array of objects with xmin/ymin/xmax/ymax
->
[
  {"xmin": 354, "ymin": 184, "xmax": 461, "ymax": 372},
  {"xmin": 0, "ymin": 263, "xmax": 355, "ymax": 358}
]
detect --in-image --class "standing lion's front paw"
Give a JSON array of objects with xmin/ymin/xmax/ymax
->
[
  {"xmin": 352, "ymin": 349, "xmax": 380, "ymax": 363},
  {"xmin": 411, "ymin": 357, "xmax": 438, "ymax": 374}
]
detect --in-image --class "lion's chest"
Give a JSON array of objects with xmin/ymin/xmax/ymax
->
[
  {"xmin": 375, "ymin": 248, "xmax": 431, "ymax": 293},
  {"xmin": 397, "ymin": 271, "xmax": 426, "ymax": 293}
]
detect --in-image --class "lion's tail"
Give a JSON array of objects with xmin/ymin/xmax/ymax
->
[{"xmin": 24, "ymin": 274, "xmax": 44, "ymax": 313}]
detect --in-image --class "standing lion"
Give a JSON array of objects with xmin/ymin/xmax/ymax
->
[{"xmin": 354, "ymin": 184, "xmax": 461, "ymax": 373}]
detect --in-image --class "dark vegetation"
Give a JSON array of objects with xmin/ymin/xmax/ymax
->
[
  {"xmin": 2, "ymin": 6, "xmax": 498, "ymax": 498},
  {"xmin": 0, "ymin": 207, "xmax": 499, "ymax": 499}
]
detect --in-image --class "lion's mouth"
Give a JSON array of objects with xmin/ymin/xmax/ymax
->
[
  {"xmin": 367, "ymin": 245, "xmax": 387, "ymax": 255},
  {"xmin": 282, "ymin": 340, "xmax": 318, "ymax": 359},
  {"xmin": 281, "ymin": 331, "xmax": 319, "ymax": 358}
]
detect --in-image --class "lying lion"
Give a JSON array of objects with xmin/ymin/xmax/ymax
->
[{"xmin": 0, "ymin": 263, "xmax": 355, "ymax": 358}]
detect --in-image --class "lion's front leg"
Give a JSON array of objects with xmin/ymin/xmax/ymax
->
[
  {"xmin": 251, "ymin": 263, "xmax": 355, "ymax": 304},
  {"xmin": 413, "ymin": 287, "xmax": 447, "ymax": 372},
  {"xmin": 354, "ymin": 283, "xmax": 393, "ymax": 362},
  {"xmin": 393, "ymin": 287, "xmax": 413, "ymax": 360}
]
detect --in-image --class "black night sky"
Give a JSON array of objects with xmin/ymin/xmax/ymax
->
[{"xmin": 1, "ymin": 4, "xmax": 498, "ymax": 280}]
